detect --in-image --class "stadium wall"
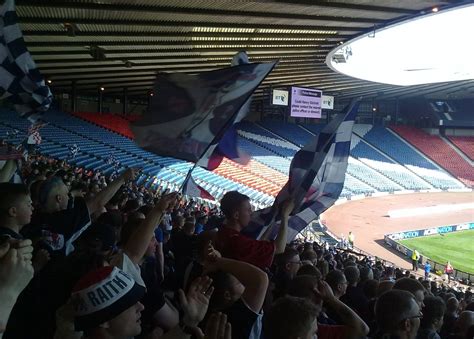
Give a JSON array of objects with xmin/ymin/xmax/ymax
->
[{"xmin": 384, "ymin": 222, "xmax": 474, "ymax": 282}]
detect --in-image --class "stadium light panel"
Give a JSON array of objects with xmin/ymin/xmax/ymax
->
[{"xmin": 326, "ymin": 3, "xmax": 474, "ymax": 86}]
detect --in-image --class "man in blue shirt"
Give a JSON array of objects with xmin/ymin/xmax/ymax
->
[{"xmin": 424, "ymin": 261, "xmax": 431, "ymax": 280}]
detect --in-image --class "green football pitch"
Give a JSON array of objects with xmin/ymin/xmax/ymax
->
[{"xmin": 399, "ymin": 229, "xmax": 474, "ymax": 274}]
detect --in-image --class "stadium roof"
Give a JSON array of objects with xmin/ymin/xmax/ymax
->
[{"xmin": 19, "ymin": 0, "xmax": 474, "ymax": 101}]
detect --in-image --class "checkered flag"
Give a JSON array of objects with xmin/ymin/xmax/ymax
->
[
  {"xmin": 69, "ymin": 144, "xmax": 79, "ymax": 159},
  {"xmin": 0, "ymin": 0, "xmax": 52, "ymax": 122},
  {"xmin": 106, "ymin": 154, "xmax": 116, "ymax": 165},
  {"xmin": 243, "ymin": 99, "xmax": 360, "ymax": 241},
  {"xmin": 5, "ymin": 129, "xmax": 20, "ymax": 141}
]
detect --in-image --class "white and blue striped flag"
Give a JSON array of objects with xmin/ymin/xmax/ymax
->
[
  {"xmin": 0, "ymin": 0, "xmax": 52, "ymax": 122},
  {"xmin": 243, "ymin": 99, "xmax": 360, "ymax": 241}
]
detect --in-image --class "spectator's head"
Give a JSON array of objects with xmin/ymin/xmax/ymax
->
[
  {"xmin": 172, "ymin": 215, "xmax": 185, "ymax": 229},
  {"xmin": 220, "ymin": 191, "xmax": 251, "ymax": 228},
  {"xmin": 359, "ymin": 266, "xmax": 374, "ymax": 282},
  {"xmin": 208, "ymin": 271, "xmax": 244, "ymax": 311},
  {"xmin": 287, "ymin": 275, "xmax": 323, "ymax": 310},
  {"xmin": 276, "ymin": 248, "xmax": 301, "ymax": 278},
  {"xmin": 325, "ymin": 269, "xmax": 348, "ymax": 298},
  {"xmin": 72, "ymin": 266, "xmax": 145, "ymax": 337},
  {"xmin": 420, "ymin": 296, "xmax": 445, "ymax": 331},
  {"xmin": 297, "ymin": 264, "xmax": 322, "ymax": 279},
  {"xmin": 70, "ymin": 181, "xmax": 87, "ymax": 198},
  {"xmin": 446, "ymin": 297, "xmax": 459, "ymax": 315},
  {"xmin": 466, "ymin": 302, "xmax": 474, "ymax": 312},
  {"xmin": 122, "ymin": 199, "xmax": 140, "ymax": 215},
  {"xmin": 455, "ymin": 311, "xmax": 474, "ymax": 338},
  {"xmin": 344, "ymin": 266, "xmax": 360, "ymax": 286},
  {"xmin": 375, "ymin": 289, "xmax": 422, "ymax": 339},
  {"xmin": 196, "ymin": 213, "xmax": 208, "ymax": 225},
  {"xmin": 300, "ymin": 250, "xmax": 318, "ymax": 266},
  {"xmin": 183, "ymin": 221, "xmax": 195, "ymax": 235},
  {"xmin": 78, "ymin": 223, "xmax": 117, "ymax": 256},
  {"xmin": 376, "ymin": 280, "xmax": 395, "ymax": 298},
  {"xmin": 38, "ymin": 176, "xmax": 69, "ymax": 212},
  {"xmin": 393, "ymin": 277, "xmax": 426, "ymax": 308},
  {"xmin": 264, "ymin": 296, "xmax": 319, "ymax": 339},
  {"xmin": 0, "ymin": 183, "xmax": 33, "ymax": 229},
  {"xmin": 362, "ymin": 279, "xmax": 379, "ymax": 299}
]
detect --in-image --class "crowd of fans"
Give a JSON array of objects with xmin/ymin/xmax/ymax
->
[{"xmin": 0, "ymin": 152, "xmax": 472, "ymax": 339}]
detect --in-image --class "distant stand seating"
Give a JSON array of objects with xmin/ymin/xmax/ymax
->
[
  {"xmin": 390, "ymin": 126, "xmax": 473, "ymax": 187},
  {"xmin": 447, "ymin": 136, "xmax": 474, "ymax": 161},
  {"xmin": 73, "ymin": 112, "xmax": 134, "ymax": 139},
  {"xmin": 21, "ymin": 109, "xmax": 468, "ymax": 205}
]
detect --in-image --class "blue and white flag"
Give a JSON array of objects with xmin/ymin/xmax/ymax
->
[
  {"xmin": 197, "ymin": 51, "xmax": 252, "ymax": 170},
  {"xmin": 0, "ymin": 0, "xmax": 52, "ymax": 122},
  {"xmin": 131, "ymin": 59, "xmax": 276, "ymax": 167},
  {"xmin": 69, "ymin": 144, "xmax": 80, "ymax": 159},
  {"xmin": 182, "ymin": 171, "xmax": 215, "ymax": 201},
  {"xmin": 243, "ymin": 99, "xmax": 360, "ymax": 241}
]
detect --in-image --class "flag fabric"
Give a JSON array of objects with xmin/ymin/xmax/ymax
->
[
  {"xmin": 131, "ymin": 60, "xmax": 276, "ymax": 166},
  {"xmin": 0, "ymin": 145, "xmax": 22, "ymax": 160},
  {"xmin": 0, "ymin": 0, "xmax": 52, "ymax": 122},
  {"xmin": 27, "ymin": 125, "xmax": 42, "ymax": 145},
  {"xmin": 182, "ymin": 171, "xmax": 215, "ymax": 201},
  {"xmin": 242, "ymin": 99, "xmax": 360, "ymax": 241},
  {"xmin": 197, "ymin": 51, "xmax": 252, "ymax": 170},
  {"xmin": 68, "ymin": 144, "xmax": 80, "ymax": 159}
]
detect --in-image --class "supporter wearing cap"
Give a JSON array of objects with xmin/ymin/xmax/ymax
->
[
  {"xmin": 214, "ymin": 191, "xmax": 293, "ymax": 271},
  {"xmin": 71, "ymin": 266, "xmax": 145, "ymax": 338}
]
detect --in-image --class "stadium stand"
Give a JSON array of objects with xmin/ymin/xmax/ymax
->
[
  {"xmin": 391, "ymin": 126, "xmax": 474, "ymax": 187},
  {"xmin": 5, "ymin": 108, "xmax": 468, "ymax": 202},
  {"xmin": 362, "ymin": 126, "xmax": 465, "ymax": 189},
  {"xmin": 447, "ymin": 136, "xmax": 474, "ymax": 161}
]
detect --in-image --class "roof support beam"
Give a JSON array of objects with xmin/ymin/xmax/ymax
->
[{"xmin": 17, "ymin": 2, "xmax": 384, "ymax": 24}]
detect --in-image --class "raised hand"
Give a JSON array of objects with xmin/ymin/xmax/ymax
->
[
  {"xmin": 280, "ymin": 198, "xmax": 295, "ymax": 218},
  {"xmin": 313, "ymin": 279, "xmax": 336, "ymax": 303},
  {"xmin": 0, "ymin": 246, "xmax": 34, "ymax": 296},
  {"xmin": 204, "ymin": 313, "xmax": 232, "ymax": 339},
  {"xmin": 178, "ymin": 276, "xmax": 214, "ymax": 328},
  {"xmin": 202, "ymin": 242, "xmax": 222, "ymax": 274},
  {"xmin": 155, "ymin": 192, "xmax": 179, "ymax": 212},
  {"xmin": 122, "ymin": 167, "xmax": 140, "ymax": 182},
  {"xmin": 11, "ymin": 239, "xmax": 34, "ymax": 263}
]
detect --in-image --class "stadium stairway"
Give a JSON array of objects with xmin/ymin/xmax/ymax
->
[
  {"xmin": 390, "ymin": 126, "xmax": 473, "ymax": 187},
  {"xmin": 362, "ymin": 126, "xmax": 464, "ymax": 190},
  {"xmin": 446, "ymin": 136, "xmax": 474, "ymax": 161}
]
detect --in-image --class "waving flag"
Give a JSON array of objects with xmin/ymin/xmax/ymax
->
[
  {"xmin": 182, "ymin": 171, "xmax": 215, "ymax": 201},
  {"xmin": 243, "ymin": 99, "xmax": 360, "ymax": 241},
  {"xmin": 0, "ymin": 0, "xmax": 52, "ymax": 122},
  {"xmin": 197, "ymin": 51, "xmax": 252, "ymax": 170},
  {"xmin": 131, "ymin": 60, "xmax": 276, "ymax": 166}
]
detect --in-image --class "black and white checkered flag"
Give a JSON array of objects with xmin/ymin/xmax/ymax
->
[
  {"xmin": 69, "ymin": 144, "xmax": 80, "ymax": 159},
  {"xmin": 0, "ymin": 0, "xmax": 52, "ymax": 122}
]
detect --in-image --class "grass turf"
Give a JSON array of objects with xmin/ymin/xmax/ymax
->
[{"xmin": 400, "ymin": 229, "xmax": 474, "ymax": 274}]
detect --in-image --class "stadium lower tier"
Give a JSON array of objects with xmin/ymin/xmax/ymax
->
[{"xmin": 0, "ymin": 109, "xmax": 471, "ymax": 208}]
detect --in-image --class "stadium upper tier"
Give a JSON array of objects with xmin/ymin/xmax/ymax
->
[{"xmin": 0, "ymin": 109, "xmax": 470, "ymax": 208}]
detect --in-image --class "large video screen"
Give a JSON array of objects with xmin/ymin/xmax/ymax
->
[
  {"xmin": 290, "ymin": 86, "xmax": 322, "ymax": 118},
  {"xmin": 272, "ymin": 89, "xmax": 289, "ymax": 106}
]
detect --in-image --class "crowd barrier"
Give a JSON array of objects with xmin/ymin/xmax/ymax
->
[{"xmin": 384, "ymin": 222, "xmax": 474, "ymax": 283}]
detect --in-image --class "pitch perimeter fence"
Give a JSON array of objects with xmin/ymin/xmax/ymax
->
[{"xmin": 384, "ymin": 222, "xmax": 474, "ymax": 283}]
